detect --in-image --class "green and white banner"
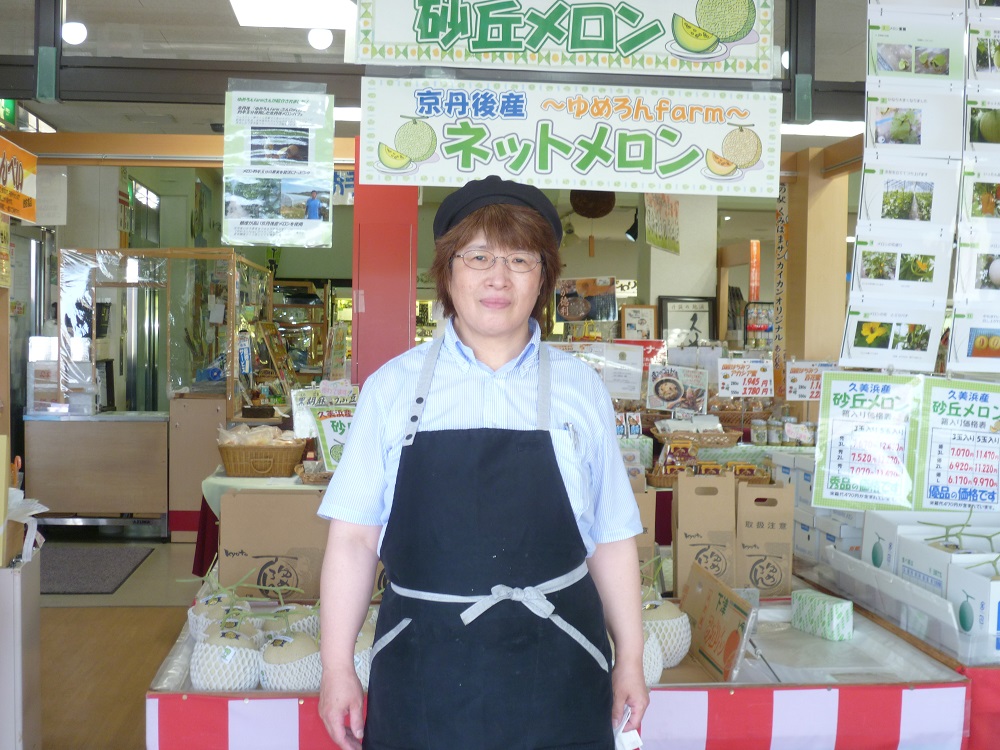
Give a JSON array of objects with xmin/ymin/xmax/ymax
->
[
  {"xmin": 222, "ymin": 90, "xmax": 335, "ymax": 247},
  {"xmin": 360, "ymin": 77, "xmax": 780, "ymax": 195},
  {"xmin": 356, "ymin": 0, "xmax": 774, "ymax": 79}
]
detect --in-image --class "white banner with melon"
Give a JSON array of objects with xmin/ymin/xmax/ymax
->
[
  {"xmin": 360, "ymin": 77, "xmax": 780, "ymax": 195},
  {"xmin": 356, "ymin": 0, "xmax": 773, "ymax": 79}
]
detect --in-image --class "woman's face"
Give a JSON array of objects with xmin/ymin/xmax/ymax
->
[{"xmin": 449, "ymin": 231, "xmax": 542, "ymax": 350}]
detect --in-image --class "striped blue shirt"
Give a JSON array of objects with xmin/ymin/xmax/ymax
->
[{"xmin": 318, "ymin": 318, "xmax": 642, "ymax": 555}]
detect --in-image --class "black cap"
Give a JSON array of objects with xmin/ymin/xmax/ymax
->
[{"xmin": 433, "ymin": 175, "xmax": 562, "ymax": 243}]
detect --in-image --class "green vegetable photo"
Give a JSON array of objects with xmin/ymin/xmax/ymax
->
[
  {"xmin": 899, "ymin": 254, "xmax": 934, "ymax": 282},
  {"xmin": 860, "ymin": 250, "xmax": 898, "ymax": 281}
]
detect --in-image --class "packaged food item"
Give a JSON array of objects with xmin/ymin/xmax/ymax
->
[
  {"xmin": 696, "ymin": 462, "xmax": 723, "ymax": 475},
  {"xmin": 750, "ymin": 419, "xmax": 768, "ymax": 445},
  {"xmin": 766, "ymin": 419, "xmax": 783, "ymax": 446}
]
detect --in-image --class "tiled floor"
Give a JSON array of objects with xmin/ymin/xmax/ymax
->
[{"xmin": 38, "ymin": 525, "xmax": 202, "ymax": 608}]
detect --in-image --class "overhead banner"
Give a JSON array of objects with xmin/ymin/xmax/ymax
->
[
  {"xmin": 0, "ymin": 134, "xmax": 37, "ymax": 223},
  {"xmin": 221, "ymin": 90, "xmax": 335, "ymax": 247},
  {"xmin": 356, "ymin": 0, "xmax": 773, "ymax": 79},
  {"xmin": 360, "ymin": 77, "xmax": 780, "ymax": 195}
]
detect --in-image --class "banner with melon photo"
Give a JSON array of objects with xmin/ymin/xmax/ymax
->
[
  {"xmin": 356, "ymin": 0, "xmax": 773, "ymax": 79},
  {"xmin": 360, "ymin": 77, "xmax": 780, "ymax": 196}
]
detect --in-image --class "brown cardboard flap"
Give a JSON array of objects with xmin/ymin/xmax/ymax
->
[{"xmin": 679, "ymin": 563, "xmax": 756, "ymax": 682}]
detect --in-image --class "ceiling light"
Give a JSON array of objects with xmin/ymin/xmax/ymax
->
[
  {"xmin": 308, "ymin": 28, "xmax": 334, "ymax": 50},
  {"xmin": 625, "ymin": 209, "xmax": 638, "ymax": 242},
  {"xmin": 846, "ymin": 236, "xmax": 856, "ymax": 244},
  {"xmin": 723, "ymin": 215, "xmax": 732, "ymax": 221},
  {"xmin": 230, "ymin": 0, "xmax": 357, "ymax": 30},
  {"xmin": 781, "ymin": 120, "xmax": 865, "ymax": 138},
  {"xmin": 780, "ymin": 50, "xmax": 789, "ymax": 70},
  {"xmin": 62, "ymin": 21, "xmax": 88, "ymax": 45}
]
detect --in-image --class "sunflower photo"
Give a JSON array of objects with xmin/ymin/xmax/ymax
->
[{"xmin": 854, "ymin": 321, "xmax": 892, "ymax": 349}]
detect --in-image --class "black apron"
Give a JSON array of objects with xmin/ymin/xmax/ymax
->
[{"xmin": 364, "ymin": 335, "xmax": 613, "ymax": 750}]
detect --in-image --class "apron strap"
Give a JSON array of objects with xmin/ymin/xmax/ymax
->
[
  {"xmin": 389, "ymin": 562, "xmax": 608, "ymax": 672},
  {"xmin": 403, "ymin": 329, "xmax": 551, "ymax": 446}
]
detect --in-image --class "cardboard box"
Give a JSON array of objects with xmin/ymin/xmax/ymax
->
[
  {"xmin": 634, "ymin": 488, "xmax": 657, "ymax": 550},
  {"xmin": 862, "ymin": 510, "xmax": 1000, "ymax": 574},
  {"xmin": 735, "ymin": 481, "xmax": 794, "ymax": 596},
  {"xmin": 829, "ymin": 508, "xmax": 865, "ymax": 528},
  {"xmin": 793, "ymin": 507, "xmax": 821, "ymax": 564},
  {"xmin": 897, "ymin": 536, "xmax": 1000, "ymax": 598},
  {"xmin": 768, "ymin": 452, "xmax": 795, "ymax": 487},
  {"xmin": 219, "ymin": 489, "xmax": 328, "ymax": 601},
  {"xmin": 945, "ymin": 562, "xmax": 1000, "ymax": 663},
  {"xmin": 814, "ymin": 515, "xmax": 864, "ymax": 540},
  {"xmin": 671, "ymin": 474, "xmax": 736, "ymax": 595}
]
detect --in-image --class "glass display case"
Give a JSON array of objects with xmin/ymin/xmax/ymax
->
[
  {"xmin": 744, "ymin": 301, "xmax": 775, "ymax": 350},
  {"xmin": 57, "ymin": 248, "xmax": 272, "ymax": 421},
  {"xmin": 271, "ymin": 280, "xmax": 330, "ymax": 383}
]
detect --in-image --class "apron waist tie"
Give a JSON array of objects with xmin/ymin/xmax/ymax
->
[{"xmin": 389, "ymin": 562, "xmax": 608, "ymax": 672}]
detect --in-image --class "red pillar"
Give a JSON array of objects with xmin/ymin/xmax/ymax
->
[{"xmin": 351, "ymin": 137, "xmax": 420, "ymax": 386}]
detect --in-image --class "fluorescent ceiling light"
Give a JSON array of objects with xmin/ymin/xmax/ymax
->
[
  {"xmin": 308, "ymin": 28, "xmax": 334, "ymax": 50},
  {"xmin": 62, "ymin": 21, "xmax": 88, "ymax": 45},
  {"xmin": 334, "ymin": 107, "xmax": 361, "ymax": 122},
  {"xmin": 780, "ymin": 50, "xmax": 789, "ymax": 69},
  {"xmin": 230, "ymin": 0, "xmax": 357, "ymax": 30},
  {"xmin": 781, "ymin": 120, "xmax": 865, "ymax": 138}
]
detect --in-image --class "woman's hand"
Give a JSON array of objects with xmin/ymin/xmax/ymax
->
[
  {"xmin": 319, "ymin": 664, "xmax": 365, "ymax": 750},
  {"xmin": 611, "ymin": 659, "xmax": 649, "ymax": 732}
]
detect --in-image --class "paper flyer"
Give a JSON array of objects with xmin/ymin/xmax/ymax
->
[
  {"xmin": 850, "ymin": 230, "xmax": 954, "ymax": 300},
  {"xmin": 312, "ymin": 406, "xmax": 356, "ymax": 473},
  {"xmin": 667, "ymin": 344, "xmax": 724, "ymax": 387},
  {"xmin": 865, "ymin": 83, "xmax": 965, "ymax": 158},
  {"xmin": 646, "ymin": 364, "xmax": 709, "ymax": 412},
  {"xmin": 716, "ymin": 357, "xmax": 774, "ymax": 398},
  {"xmin": 954, "ymin": 224, "xmax": 1000, "ymax": 303},
  {"xmin": 914, "ymin": 377, "xmax": 1000, "ymax": 511},
  {"xmin": 602, "ymin": 344, "xmax": 644, "ymax": 401},
  {"xmin": 813, "ymin": 372, "xmax": 923, "ymax": 512},
  {"xmin": 785, "ymin": 361, "xmax": 839, "ymax": 401},
  {"xmin": 611, "ymin": 339, "xmax": 668, "ymax": 372},
  {"xmin": 965, "ymin": 90, "xmax": 1000, "ymax": 155},
  {"xmin": 948, "ymin": 307, "xmax": 1000, "ymax": 373},
  {"xmin": 839, "ymin": 301, "xmax": 945, "ymax": 372},
  {"xmin": 555, "ymin": 278, "xmax": 619, "ymax": 323},
  {"xmin": 221, "ymin": 89, "xmax": 335, "ymax": 247},
  {"xmin": 867, "ymin": 10, "xmax": 966, "ymax": 84},
  {"xmin": 645, "ymin": 193, "xmax": 680, "ymax": 254},
  {"xmin": 969, "ymin": 20, "xmax": 1000, "ymax": 84},
  {"xmin": 291, "ymin": 385, "xmax": 358, "ymax": 439},
  {"xmin": 856, "ymin": 152, "xmax": 961, "ymax": 231}
]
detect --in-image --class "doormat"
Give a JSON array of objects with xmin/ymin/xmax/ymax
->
[{"xmin": 40, "ymin": 545, "xmax": 154, "ymax": 595}]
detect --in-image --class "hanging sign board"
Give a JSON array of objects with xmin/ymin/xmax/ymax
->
[
  {"xmin": 0, "ymin": 213, "xmax": 10, "ymax": 289},
  {"xmin": 0, "ymin": 135, "xmax": 36, "ymax": 223},
  {"xmin": 785, "ymin": 360, "xmax": 838, "ymax": 401},
  {"xmin": 222, "ymin": 89, "xmax": 335, "ymax": 247},
  {"xmin": 356, "ymin": 0, "xmax": 774, "ymax": 80},
  {"xmin": 716, "ymin": 357, "xmax": 774, "ymax": 398},
  {"xmin": 359, "ymin": 77, "xmax": 780, "ymax": 196}
]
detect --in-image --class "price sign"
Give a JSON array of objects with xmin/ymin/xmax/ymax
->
[
  {"xmin": 717, "ymin": 358, "xmax": 774, "ymax": 398},
  {"xmin": 786, "ymin": 361, "xmax": 838, "ymax": 401}
]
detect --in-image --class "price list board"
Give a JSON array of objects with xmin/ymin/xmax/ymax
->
[
  {"xmin": 813, "ymin": 372, "xmax": 923, "ymax": 512},
  {"xmin": 716, "ymin": 358, "xmax": 774, "ymax": 398},
  {"xmin": 914, "ymin": 378, "xmax": 1000, "ymax": 511}
]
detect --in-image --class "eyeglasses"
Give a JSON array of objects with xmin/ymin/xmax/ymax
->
[{"xmin": 453, "ymin": 250, "xmax": 542, "ymax": 273}]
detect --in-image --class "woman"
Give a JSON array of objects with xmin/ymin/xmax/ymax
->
[{"xmin": 318, "ymin": 175, "xmax": 648, "ymax": 750}]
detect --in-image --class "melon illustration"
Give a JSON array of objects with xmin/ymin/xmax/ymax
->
[
  {"xmin": 378, "ymin": 142, "xmax": 412, "ymax": 170},
  {"xmin": 722, "ymin": 126, "xmax": 762, "ymax": 169},
  {"xmin": 671, "ymin": 14, "xmax": 719, "ymax": 54},
  {"xmin": 394, "ymin": 117, "xmax": 437, "ymax": 162},
  {"xmin": 695, "ymin": 0, "xmax": 756, "ymax": 44},
  {"xmin": 706, "ymin": 150, "xmax": 737, "ymax": 176}
]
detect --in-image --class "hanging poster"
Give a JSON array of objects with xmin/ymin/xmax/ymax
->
[
  {"xmin": 0, "ymin": 213, "xmax": 9, "ymax": 289},
  {"xmin": 850, "ymin": 230, "xmax": 953, "ymax": 300},
  {"xmin": 645, "ymin": 193, "xmax": 680, "ymax": 253},
  {"xmin": 603, "ymin": 343, "xmax": 644, "ymax": 400},
  {"xmin": 360, "ymin": 77, "xmax": 781, "ymax": 196},
  {"xmin": 555, "ymin": 277, "xmax": 619, "ymax": 323},
  {"xmin": 958, "ymin": 157, "xmax": 1000, "ymax": 224},
  {"xmin": 612, "ymin": 339, "xmax": 668, "ymax": 372},
  {"xmin": 865, "ymin": 83, "xmax": 965, "ymax": 159},
  {"xmin": 954, "ymin": 224, "xmax": 1000, "ymax": 303},
  {"xmin": 785, "ymin": 360, "xmax": 838, "ymax": 401},
  {"xmin": 646, "ymin": 364, "xmax": 708, "ymax": 412},
  {"xmin": 969, "ymin": 21, "xmax": 1000, "ymax": 85},
  {"xmin": 867, "ymin": 9, "xmax": 965, "ymax": 83},
  {"xmin": 813, "ymin": 372, "xmax": 923, "ymax": 512},
  {"xmin": 839, "ymin": 301, "xmax": 945, "ymax": 372},
  {"xmin": 716, "ymin": 357, "xmax": 774, "ymax": 398},
  {"xmin": 948, "ymin": 307, "xmax": 1000, "ymax": 373},
  {"xmin": 914, "ymin": 377, "xmax": 1000, "ymax": 511},
  {"xmin": 356, "ymin": 0, "xmax": 774, "ymax": 80},
  {"xmin": 291, "ymin": 384, "xmax": 359, "ymax": 439},
  {"xmin": 0, "ymin": 135, "xmax": 36, "ymax": 223},
  {"xmin": 221, "ymin": 89, "xmax": 335, "ymax": 247},
  {"xmin": 856, "ymin": 153, "xmax": 961, "ymax": 231}
]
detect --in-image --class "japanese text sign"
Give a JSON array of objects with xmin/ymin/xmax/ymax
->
[
  {"xmin": 785, "ymin": 360, "xmax": 838, "ymax": 401},
  {"xmin": 0, "ymin": 135, "xmax": 36, "ymax": 223},
  {"xmin": 357, "ymin": 0, "xmax": 774, "ymax": 79},
  {"xmin": 717, "ymin": 357, "xmax": 774, "ymax": 398},
  {"xmin": 360, "ymin": 77, "xmax": 780, "ymax": 195}
]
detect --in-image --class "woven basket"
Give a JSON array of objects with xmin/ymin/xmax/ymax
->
[
  {"xmin": 295, "ymin": 463, "xmax": 333, "ymax": 485},
  {"xmin": 219, "ymin": 440, "xmax": 306, "ymax": 478},
  {"xmin": 651, "ymin": 429, "xmax": 743, "ymax": 448},
  {"xmin": 646, "ymin": 471, "xmax": 679, "ymax": 488},
  {"xmin": 714, "ymin": 410, "xmax": 770, "ymax": 428}
]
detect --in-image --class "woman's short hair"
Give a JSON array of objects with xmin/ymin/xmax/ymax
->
[{"xmin": 429, "ymin": 203, "xmax": 561, "ymax": 334}]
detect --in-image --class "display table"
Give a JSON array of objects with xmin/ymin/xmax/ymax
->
[
  {"xmin": 192, "ymin": 468, "xmax": 323, "ymax": 577},
  {"xmin": 147, "ymin": 583, "xmax": 969, "ymax": 750}
]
